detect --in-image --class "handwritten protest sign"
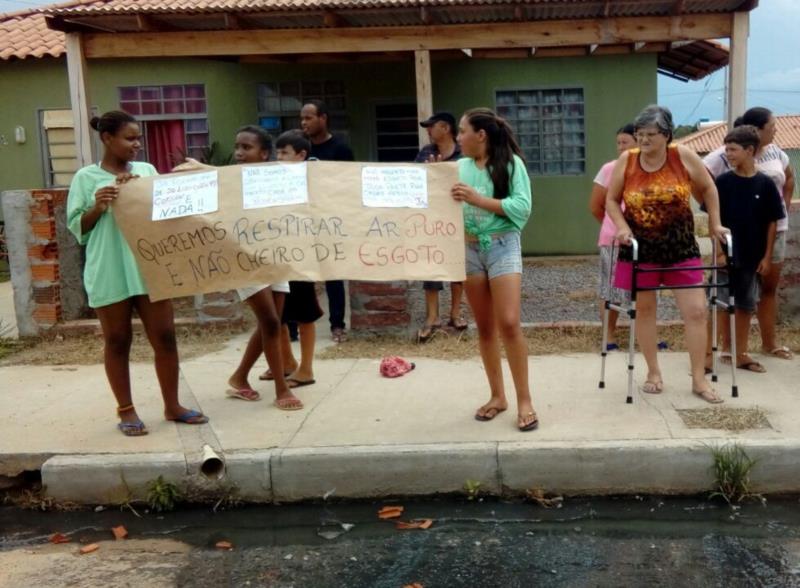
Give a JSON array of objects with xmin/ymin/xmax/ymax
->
[
  {"xmin": 152, "ymin": 170, "xmax": 218, "ymax": 221},
  {"xmin": 242, "ymin": 162, "xmax": 308, "ymax": 209},
  {"xmin": 114, "ymin": 161, "xmax": 464, "ymax": 301},
  {"xmin": 362, "ymin": 166, "xmax": 428, "ymax": 208}
]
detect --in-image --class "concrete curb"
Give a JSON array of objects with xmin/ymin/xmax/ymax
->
[{"xmin": 38, "ymin": 439, "xmax": 800, "ymax": 504}]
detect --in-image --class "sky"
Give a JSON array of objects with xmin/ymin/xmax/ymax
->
[{"xmin": 2, "ymin": 0, "xmax": 798, "ymax": 126}]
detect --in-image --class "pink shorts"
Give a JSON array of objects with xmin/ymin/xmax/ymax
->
[{"xmin": 613, "ymin": 258, "xmax": 704, "ymax": 291}]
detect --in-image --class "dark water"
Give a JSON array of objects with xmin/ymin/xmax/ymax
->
[{"xmin": 2, "ymin": 496, "xmax": 800, "ymax": 587}]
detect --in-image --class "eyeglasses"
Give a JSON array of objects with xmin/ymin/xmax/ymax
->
[{"xmin": 635, "ymin": 131, "xmax": 665, "ymax": 141}]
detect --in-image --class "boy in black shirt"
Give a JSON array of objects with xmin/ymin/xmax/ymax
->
[{"xmin": 712, "ymin": 125, "xmax": 785, "ymax": 373}]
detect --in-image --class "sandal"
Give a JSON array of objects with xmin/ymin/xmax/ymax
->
[
  {"xmin": 226, "ymin": 387, "xmax": 261, "ymax": 401},
  {"xmin": 165, "ymin": 409, "xmax": 209, "ymax": 424},
  {"xmin": 736, "ymin": 357, "xmax": 766, "ymax": 373},
  {"xmin": 762, "ymin": 346, "xmax": 794, "ymax": 360},
  {"xmin": 287, "ymin": 377, "xmax": 316, "ymax": 389},
  {"xmin": 641, "ymin": 380, "xmax": 664, "ymax": 394},
  {"xmin": 259, "ymin": 370, "xmax": 291, "ymax": 381},
  {"xmin": 417, "ymin": 321, "xmax": 442, "ymax": 343},
  {"xmin": 474, "ymin": 405, "xmax": 506, "ymax": 422},
  {"xmin": 274, "ymin": 396, "xmax": 304, "ymax": 411},
  {"xmin": 332, "ymin": 328, "xmax": 348, "ymax": 344},
  {"xmin": 117, "ymin": 404, "xmax": 148, "ymax": 437},
  {"xmin": 693, "ymin": 388, "xmax": 724, "ymax": 404},
  {"xmin": 447, "ymin": 317, "xmax": 468, "ymax": 331},
  {"xmin": 518, "ymin": 411, "xmax": 539, "ymax": 432}
]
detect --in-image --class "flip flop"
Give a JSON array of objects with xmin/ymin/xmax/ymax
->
[
  {"xmin": 287, "ymin": 378, "xmax": 316, "ymax": 389},
  {"xmin": 518, "ymin": 412, "xmax": 539, "ymax": 432},
  {"xmin": 447, "ymin": 317, "xmax": 469, "ymax": 331},
  {"xmin": 117, "ymin": 420, "xmax": 148, "ymax": 437},
  {"xmin": 259, "ymin": 370, "xmax": 291, "ymax": 381},
  {"xmin": 693, "ymin": 388, "xmax": 724, "ymax": 404},
  {"xmin": 226, "ymin": 387, "xmax": 261, "ymax": 401},
  {"xmin": 166, "ymin": 409, "xmax": 209, "ymax": 424},
  {"xmin": 606, "ymin": 343, "xmax": 620, "ymax": 352},
  {"xmin": 641, "ymin": 380, "xmax": 664, "ymax": 394},
  {"xmin": 474, "ymin": 406, "xmax": 506, "ymax": 422},
  {"xmin": 417, "ymin": 321, "xmax": 442, "ymax": 343},
  {"xmin": 274, "ymin": 397, "xmax": 304, "ymax": 411},
  {"xmin": 762, "ymin": 346, "xmax": 794, "ymax": 360},
  {"xmin": 737, "ymin": 360, "xmax": 766, "ymax": 373}
]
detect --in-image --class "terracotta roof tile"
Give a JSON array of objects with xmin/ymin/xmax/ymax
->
[
  {"xmin": 678, "ymin": 116, "xmax": 800, "ymax": 153},
  {"xmin": 0, "ymin": 11, "xmax": 65, "ymax": 60}
]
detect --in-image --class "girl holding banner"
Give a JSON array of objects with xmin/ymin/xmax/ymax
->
[
  {"xmin": 67, "ymin": 111, "xmax": 208, "ymax": 436},
  {"xmin": 451, "ymin": 108, "xmax": 538, "ymax": 432},
  {"xmin": 224, "ymin": 126, "xmax": 303, "ymax": 411}
]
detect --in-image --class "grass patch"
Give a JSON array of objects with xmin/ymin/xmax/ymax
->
[
  {"xmin": 0, "ymin": 321, "xmax": 251, "ymax": 366},
  {"xmin": 709, "ymin": 443, "xmax": 761, "ymax": 504},
  {"xmin": 678, "ymin": 407, "xmax": 771, "ymax": 432},
  {"xmin": 318, "ymin": 324, "xmax": 800, "ymax": 361}
]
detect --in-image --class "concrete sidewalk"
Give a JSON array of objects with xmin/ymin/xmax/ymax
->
[{"xmin": 2, "ymin": 332, "xmax": 799, "ymax": 503}]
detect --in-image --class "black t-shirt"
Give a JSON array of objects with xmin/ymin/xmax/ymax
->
[
  {"xmin": 414, "ymin": 143, "xmax": 461, "ymax": 163},
  {"xmin": 715, "ymin": 170, "xmax": 785, "ymax": 270},
  {"xmin": 310, "ymin": 135, "xmax": 354, "ymax": 162}
]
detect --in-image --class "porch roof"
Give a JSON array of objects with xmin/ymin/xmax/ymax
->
[{"xmin": 2, "ymin": 0, "xmax": 752, "ymax": 82}]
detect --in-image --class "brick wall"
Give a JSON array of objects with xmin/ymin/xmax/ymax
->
[
  {"xmin": 349, "ymin": 281, "xmax": 412, "ymax": 336},
  {"xmin": 28, "ymin": 190, "xmax": 66, "ymax": 327}
]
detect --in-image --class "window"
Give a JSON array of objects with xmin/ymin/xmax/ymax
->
[
  {"xmin": 496, "ymin": 88, "xmax": 585, "ymax": 176},
  {"xmin": 374, "ymin": 103, "xmax": 419, "ymax": 162},
  {"xmin": 119, "ymin": 84, "xmax": 207, "ymax": 117},
  {"xmin": 256, "ymin": 81, "xmax": 348, "ymax": 139},
  {"xmin": 119, "ymin": 85, "xmax": 209, "ymax": 161}
]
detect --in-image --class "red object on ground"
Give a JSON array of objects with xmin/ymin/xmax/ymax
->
[{"xmin": 380, "ymin": 356, "xmax": 416, "ymax": 378}]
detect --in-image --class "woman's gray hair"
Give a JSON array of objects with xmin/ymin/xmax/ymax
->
[{"xmin": 633, "ymin": 105, "xmax": 674, "ymax": 142}]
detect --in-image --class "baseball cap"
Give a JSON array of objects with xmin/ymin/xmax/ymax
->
[{"xmin": 420, "ymin": 112, "xmax": 457, "ymax": 128}]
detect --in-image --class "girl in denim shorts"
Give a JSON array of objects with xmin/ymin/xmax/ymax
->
[{"xmin": 451, "ymin": 108, "xmax": 537, "ymax": 432}]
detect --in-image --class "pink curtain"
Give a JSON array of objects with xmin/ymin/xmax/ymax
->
[{"xmin": 145, "ymin": 120, "xmax": 186, "ymax": 173}]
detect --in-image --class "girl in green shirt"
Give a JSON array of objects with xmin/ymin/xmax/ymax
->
[
  {"xmin": 451, "ymin": 108, "xmax": 537, "ymax": 431},
  {"xmin": 67, "ymin": 111, "xmax": 208, "ymax": 436}
]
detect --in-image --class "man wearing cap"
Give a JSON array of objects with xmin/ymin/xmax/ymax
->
[
  {"xmin": 416, "ymin": 112, "xmax": 461, "ymax": 163},
  {"xmin": 414, "ymin": 112, "xmax": 467, "ymax": 342}
]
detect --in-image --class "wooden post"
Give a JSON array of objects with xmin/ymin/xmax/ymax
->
[
  {"xmin": 414, "ymin": 49, "xmax": 433, "ymax": 148},
  {"xmin": 727, "ymin": 11, "xmax": 749, "ymax": 127},
  {"xmin": 65, "ymin": 33, "xmax": 94, "ymax": 168}
]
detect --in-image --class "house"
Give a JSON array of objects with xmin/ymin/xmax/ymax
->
[
  {"xmin": 1, "ymin": 0, "xmax": 754, "ymax": 255},
  {"xmin": 678, "ymin": 115, "xmax": 800, "ymax": 198}
]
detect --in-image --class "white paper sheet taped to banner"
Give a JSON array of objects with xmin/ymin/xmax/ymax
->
[
  {"xmin": 152, "ymin": 170, "xmax": 218, "ymax": 221},
  {"xmin": 242, "ymin": 162, "xmax": 308, "ymax": 209},
  {"xmin": 361, "ymin": 166, "xmax": 428, "ymax": 208}
]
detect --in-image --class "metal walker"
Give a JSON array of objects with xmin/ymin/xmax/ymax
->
[{"xmin": 598, "ymin": 234, "xmax": 737, "ymax": 403}]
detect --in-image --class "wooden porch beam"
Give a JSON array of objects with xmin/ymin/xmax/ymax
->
[
  {"xmin": 727, "ymin": 11, "xmax": 749, "ymax": 126},
  {"xmin": 224, "ymin": 13, "xmax": 242, "ymax": 30},
  {"xmin": 82, "ymin": 14, "xmax": 732, "ymax": 58},
  {"xmin": 414, "ymin": 49, "xmax": 433, "ymax": 148},
  {"xmin": 323, "ymin": 11, "xmax": 349, "ymax": 27},
  {"xmin": 65, "ymin": 33, "xmax": 94, "ymax": 169}
]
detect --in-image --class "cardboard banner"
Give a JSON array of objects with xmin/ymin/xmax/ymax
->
[{"xmin": 114, "ymin": 160, "xmax": 466, "ymax": 301}]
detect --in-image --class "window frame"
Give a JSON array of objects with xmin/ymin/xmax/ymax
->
[
  {"xmin": 118, "ymin": 84, "xmax": 210, "ymax": 163},
  {"xmin": 494, "ymin": 85, "xmax": 587, "ymax": 177},
  {"xmin": 256, "ymin": 80, "xmax": 349, "ymax": 140},
  {"xmin": 370, "ymin": 98, "xmax": 420, "ymax": 163}
]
